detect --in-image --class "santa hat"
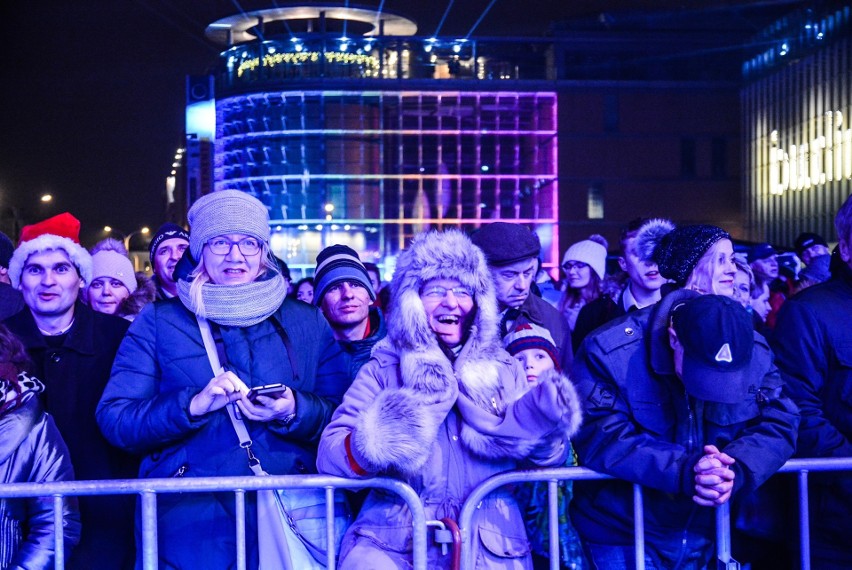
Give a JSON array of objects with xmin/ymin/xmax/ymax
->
[{"xmin": 8, "ymin": 212, "xmax": 93, "ymax": 288}]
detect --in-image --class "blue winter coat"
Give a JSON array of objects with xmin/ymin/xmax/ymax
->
[
  {"xmin": 96, "ymin": 297, "xmax": 350, "ymax": 569},
  {"xmin": 570, "ymin": 295, "xmax": 799, "ymax": 566}
]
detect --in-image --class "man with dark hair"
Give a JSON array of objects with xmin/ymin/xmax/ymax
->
[
  {"xmin": 147, "ymin": 223, "xmax": 189, "ymax": 300},
  {"xmin": 573, "ymin": 218, "xmax": 665, "ymax": 349},
  {"xmin": 571, "ymin": 291, "xmax": 798, "ymax": 568},
  {"xmin": 471, "ymin": 222, "xmax": 572, "ymax": 369},
  {"xmin": 773, "ymin": 193, "xmax": 852, "ymax": 567},
  {"xmin": 3, "ymin": 213, "xmax": 136, "ymax": 569},
  {"xmin": 0, "ymin": 230, "xmax": 24, "ymax": 320},
  {"xmin": 314, "ymin": 245, "xmax": 387, "ymax": 380}
]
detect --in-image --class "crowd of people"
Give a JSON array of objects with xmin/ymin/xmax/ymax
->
[{"xmin": 0, "ymin": 191, "xmax": 849, "ymax": 570}]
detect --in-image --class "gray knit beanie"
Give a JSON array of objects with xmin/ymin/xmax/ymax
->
[{"xmin": 187, "ymin": 190, "xmax": 270, "ymax": 259}]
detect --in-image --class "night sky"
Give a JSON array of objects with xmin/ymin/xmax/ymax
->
[{"xmin": 0, "ymin": 0, "xmax": 803, "ymax": 245}]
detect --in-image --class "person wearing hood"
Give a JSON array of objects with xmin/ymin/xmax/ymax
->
[
  {"xmin": 96, "ymin": 190, "xmax": 350, "ymax": 569},
  {"xmin": 570, "ymin": 287, "xmax": 798, "ymax": 568},
  {"xmin": 317, "ymin": 229, "xmax": 583, "ymax": 569},
  {"xmin": 0, "ymin": 323, "xmax": 81, "ymax": 569}
]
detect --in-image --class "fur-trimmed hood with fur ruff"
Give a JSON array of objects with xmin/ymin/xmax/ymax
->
[
  {"xmin": 386, "ymin": 229, "xmax": 504, "ymax": 408},
  {"xmin": 348, "ymin": 230, "xmax": 582, "ymax": 475}
]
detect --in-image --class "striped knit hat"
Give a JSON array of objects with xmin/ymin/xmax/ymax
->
[
  {"xmin": 503, "ymin": 322, "xmax": 560, "ymax": 370},
  {"xmin": 313, "ymin": 244, "xmax": 375, "ymax": 306}
]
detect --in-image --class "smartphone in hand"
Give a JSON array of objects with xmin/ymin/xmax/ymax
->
[{"xmin": 246, "ymin": 383, "xmax": 287, "ymax": 402}]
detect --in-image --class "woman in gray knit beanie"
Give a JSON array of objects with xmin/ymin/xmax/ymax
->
[{"xmin": 97, "ymin": 190, "xmax": 351, "ymax": 569}]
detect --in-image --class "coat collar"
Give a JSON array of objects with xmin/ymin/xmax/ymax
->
[{"xmin": 8, "ymin": 302, "xmax": 98, "ymax": 356}]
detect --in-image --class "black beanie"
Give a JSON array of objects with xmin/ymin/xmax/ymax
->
[
  {"xmin": 636, "ymin": 219, "xmax": 729, "ymax": 285},
  {"xmin": 148, "ymin": 223, "xmax": 190, "ymax": 262}
]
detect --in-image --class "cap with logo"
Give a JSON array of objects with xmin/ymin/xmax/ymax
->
[{"xmin": 670, "ymin": 294, "xmax": 753, "ymax": 404}]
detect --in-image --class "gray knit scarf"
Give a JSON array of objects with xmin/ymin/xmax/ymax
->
[{"xmin": 177, "ymin": 271, "xmax": 288, "ymax": 327}]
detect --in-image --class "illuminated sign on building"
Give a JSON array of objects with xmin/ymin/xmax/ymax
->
[
  {"xmin": 236, "ymin": 51, "xmax": 380, "ymax": 77},
  {"xmin": 768, "ymin": 111, "xmax": 852, "ymax": 195}
]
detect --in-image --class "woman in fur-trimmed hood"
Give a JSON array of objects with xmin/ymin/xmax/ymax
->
[{"xmin": 317, "ymin": 229, "xmax": 582, "ymax": 570}]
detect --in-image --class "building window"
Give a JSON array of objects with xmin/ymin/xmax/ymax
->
[{"xmin": 587, "ymin": 185, "xmax": 604, "ymax": 219}]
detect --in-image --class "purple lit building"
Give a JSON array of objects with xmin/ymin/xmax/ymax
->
[{"xmin": 183, "ymin": 6, "xmax": 558, "ymax": 277}]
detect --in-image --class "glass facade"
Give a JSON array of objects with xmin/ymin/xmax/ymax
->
[{"xmin": 214, "ymin": 90, "xmax": 558, "ymax": 273}]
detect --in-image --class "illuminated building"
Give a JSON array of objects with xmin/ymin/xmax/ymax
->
[
  {"xmin": 743, "ymin": 4, "xmax": 852, "ymax": 244},
  {"xmin": 186, "ymin": 6, "xmax": 558, "ymax": 275}
]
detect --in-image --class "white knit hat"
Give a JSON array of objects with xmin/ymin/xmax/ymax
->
[
  {"xmin": 90, "ymin": 249, "xmax": 137, "ymax": 293},
  {"xmin": 8, "ymin": 212, "xmax": 92, "ymax": 288},
  {"xmin": 562, "ymin": 239, "xmax": 607, "ymax": 280}
]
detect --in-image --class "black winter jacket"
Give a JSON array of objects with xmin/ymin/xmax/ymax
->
[
  {"xmin": 772, "ymin": 260, "xmax": 852, "ymax": 554},
  {"xmin": 570, "ymin": 295, "xmax": 798, "ymax": 565}
]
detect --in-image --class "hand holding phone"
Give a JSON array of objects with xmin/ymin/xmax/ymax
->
[{"xmin": 246, "ymin": 383, "xmax": 287, "ymax": 402}]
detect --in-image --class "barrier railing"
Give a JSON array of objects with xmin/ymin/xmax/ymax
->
[
  {"xmin": 458, "ymin": 457, "xmax": 852, "ymax": 570},
  {"xmin": 2, "ymin": 458, "xmax": 850, "ymax": 570},
  {"xmin": 0, "ymin": 474, "xmax": 427, "ymax": 570}
]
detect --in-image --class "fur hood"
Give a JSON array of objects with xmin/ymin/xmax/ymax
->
[{"xmin": 386, "ymin": 229, "xmax": 504, "ymax": 407}]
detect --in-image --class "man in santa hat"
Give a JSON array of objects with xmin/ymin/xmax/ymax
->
[{"xmin": 3, "ymin": 212, "xmax": 137, "ymax": 569}]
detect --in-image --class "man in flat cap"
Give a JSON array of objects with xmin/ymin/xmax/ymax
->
[
  {"xmin": 471, "ymin": 222, "xmax": 572, "ymax": 369},
  {"xmin": 570, "ymin": 291, "xmax": 798, "ymax": 568}
]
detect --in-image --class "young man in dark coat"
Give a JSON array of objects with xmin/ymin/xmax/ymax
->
[
  {"xmin": 571, "ymin": 291, "xmax": 798, "ymax": 568},
  {"xmin": 573, "ymin": 218, "xmax": 664, "ymax": 350},
  {"xmin": 313, "ymin": 244, "xmax": 387, "ymax": 381},
  {"xmin": 773, "ymin": 192, "xmax": 852, "ymax": 568},
  {"xmin": 471, "ymin": 222, "xmax": 573, "ymax": 370},
  {"xmin": 2, "ymin": 213, "xmax": 137, "ymax": 570}
]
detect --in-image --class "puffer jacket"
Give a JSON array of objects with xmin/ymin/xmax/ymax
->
[
  {"xmin": 772, "ymin": 259, "xmax": 852, "ymax": 559},
  {"xmin": 0, "ymin": 381, "xmax": 81, "ymax": 570},
  {"xmin": 96, "ymin": 297, "xmax": 350, "ymax": 569},
  {"xmin": 570, "ymin": 292, "xmax": 799, "ymax": 566},
  {"xmin": 317, "ymin": 230, "xmax": 582, "ymax": 570}
]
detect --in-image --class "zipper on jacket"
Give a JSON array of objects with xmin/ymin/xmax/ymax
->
[
  {"xmin": 172, "ymin": 464, "xmax": 189, "ymax": 478},
  {"xmin": 685, "ymin": 395, "xmax": 695, "ymax": 453}
]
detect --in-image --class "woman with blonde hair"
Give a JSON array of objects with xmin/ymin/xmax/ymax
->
[{"xmin": 635, "ymin": 219, "xmax": 736, "ymax": 297}]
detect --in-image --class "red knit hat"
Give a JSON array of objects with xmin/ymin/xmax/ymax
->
[{"xmin": 8, "ymin": 212, "xmax": 93, "ymax": 288}]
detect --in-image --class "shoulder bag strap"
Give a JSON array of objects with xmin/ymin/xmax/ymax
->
[{"xmin": 196, "ymin": 315, "xmax": 266, "ymax": 476}]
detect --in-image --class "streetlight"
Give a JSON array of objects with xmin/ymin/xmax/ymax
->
[
  {"xmin": 40, "ymin": 194, "xmax": 53, "ymax": 203},
  {"xmin": 104, "ymin": 226, "xmax": 150, "ymax": 251}
]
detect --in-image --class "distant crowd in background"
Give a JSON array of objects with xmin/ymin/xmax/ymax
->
[{"xmin": 0, "ymin": 191, "xmax": 850, "ymax": 569}]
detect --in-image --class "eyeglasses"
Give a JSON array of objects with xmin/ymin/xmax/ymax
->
[
  {"xmin": 421, "ymin": 285, "xmax": 473, "ymax": 299},
  {"xmin": 206, "ymin": 237, "xmax": 262, "ymax": 256},
  {"xmin": 561, "ymin": 261, "xmax": 589, "ymax": 272}
]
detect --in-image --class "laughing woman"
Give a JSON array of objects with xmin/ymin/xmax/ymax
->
[
  {"xmin": 97, "ymin": 190, "xmax": 349, "ymax": 569},
  {"xmin": 317, "ymin": 229, "xmax": 583, "ymax": 570}
]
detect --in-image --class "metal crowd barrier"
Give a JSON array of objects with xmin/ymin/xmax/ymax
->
[
  {"xmin": 2, "ymin": 458, "xmax": 851, "ymax": 570},
  {"xmin": 0, "ymin": 474, "xmax": 426, "ymax": 570},
  {"xmin": 457, "ymin": 458, "xmax": 852, "ymax": 570}
]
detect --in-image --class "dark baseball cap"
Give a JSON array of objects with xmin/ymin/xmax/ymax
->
[
  {"xmin": 793, "ymin": 232, "xmax": 828, "ymax": 258},
  {"xmin": 670, "ymin": 294, "xmax": 753, "ymax": 404},
  {"xmin": 747, "ymin": 243, "xmax": 777, "ymax": 263}
]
